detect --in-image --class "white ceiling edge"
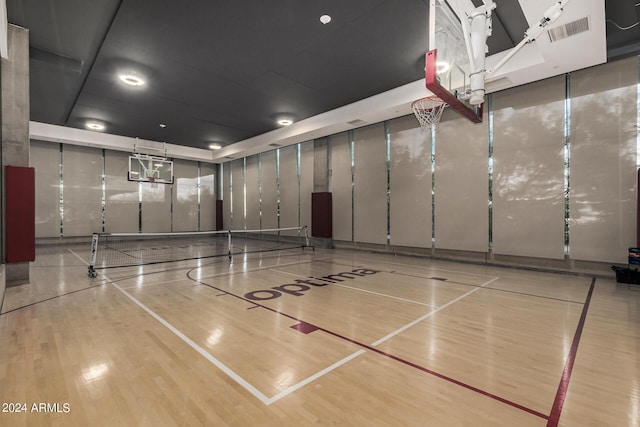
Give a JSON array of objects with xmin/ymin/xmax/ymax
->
[
  {"xmin": 213, "ymin": 79, "xmax": 426, "ymax": 161},
  {"xmin": 29, "ymin": 121, "xmax": 219, "ymax": 163},
  {"xmin": 483, "ymin": 0, "xmax": 606, "ymax": 92}
]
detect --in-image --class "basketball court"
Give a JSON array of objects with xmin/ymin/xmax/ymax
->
[
  {"xmin": 1, "ymin": 0, "xmax": 639, "ymax": 426},
  {"xmin": 0, "ymin": 239, "xmax": 636, "ymax": 426}
]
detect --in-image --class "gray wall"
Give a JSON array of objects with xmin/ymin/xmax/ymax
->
[
  {"xmin": 221, "ymin": 57, "xmax": 638, "ymax": 267},
  {"xmin": 30, "ymin": 141, "xmax": 218, "ymax": 237}
]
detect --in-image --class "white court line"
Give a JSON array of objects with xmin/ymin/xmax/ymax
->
[
  {"xmin": 265, "ymin": 350, "xmax": 366, "ymax": 404},
  {"xmin": 335, "ymin": 284, "xmax": 437, "ymax": 308},
  {"xmin": 370, "ymin": 276, "xmax": 500, "ymax": 347},
  {"xmin": 71, "ymin": 248, "xmax": 363, "ymax": 405},
  {"xmin": 332, "ymin": 254, "xmax": 499, "ymax": 280},
  {"xmin": 117, "ymin": 255, "xmax": 336, "ymax": 290},
  {"xmin": 68, "ymin": 249, "xmax": 90, "ymax": 266},
  {"xmin": 112, "ymin": 281, "xmax": 272, "ymax": 404},
  {"xmin": 270, "ymin": 267, "xmax": 437, "ymax": 308}
]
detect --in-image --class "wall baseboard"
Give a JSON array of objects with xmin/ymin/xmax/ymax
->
[{"xmin": 332, "ymin": 240, "xmax": 616, "ymax": 279}]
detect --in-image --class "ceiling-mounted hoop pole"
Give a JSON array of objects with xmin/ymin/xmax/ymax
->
[{"xmin": 485, "ymin": 0, "xmax": 575, "ymax": 77}]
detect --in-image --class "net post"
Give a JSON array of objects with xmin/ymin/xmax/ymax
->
[
  {"xmin": 303, "ymin": 225, "xmax": 310, "ymax": 248},
  {"xmin": 227, "ymin": 230, "xmax": 232, "ymax": 260},
  {"xmin": 88, "ymin": 233, "xmax": 99, "ymax": 278}
]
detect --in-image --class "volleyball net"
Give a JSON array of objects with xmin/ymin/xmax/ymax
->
[{"xmin": 87, "ymin": 226, "xmax": 310, "ymax": 277}]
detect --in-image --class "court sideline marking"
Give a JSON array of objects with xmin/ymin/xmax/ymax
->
[
  {"xmin": 69, "ymin": 248, "xmax": 364, "ymax": 406},
  {"xmin": 73, "ymin": 247, "xmax": 552, "ymax": 419},
  {"xmin": 546, "ymin": 278, "xmax": 596, "ymax": 427},
  {"xmin": 117, "ymin": 255, "xmax": 336, "ymax": 290},
  {"xmin": 186, "ymin": 267, "xmax": 550, "ymax": 420},
  {"xmin": 371, "ymin": 276, "xmax": 500, "ymax": 346},
  {"xmin": 270, "ymin": 268, "xmax": 437, "ymax": 308}
]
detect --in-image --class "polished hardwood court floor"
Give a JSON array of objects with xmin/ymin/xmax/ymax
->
[{"xmin": 0, "ymin": 244, "xmax": 638, "ymax": 426}]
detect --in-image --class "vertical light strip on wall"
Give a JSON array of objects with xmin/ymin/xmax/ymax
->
[
  {"xmin": 101, "ymin": 149, "xmax": 106, "ymax": 232},
  {"xmin": 488, "ymin": 94, "xmax": 494, "ymax": 250},
  {"xmin": 170, "ymin": 159, "xmax": 174, "ymax": 232},
  {"xmin": 276, "ymin": 148, "xmax": 281, "ymax": 230},
  {"xmin": 228, "ymin": 161, "xmax": 233, "ymax": 229},
  {"xmin": 431, "ymin": 126, "xmax": 436, "ymax": 246},
  {"xmin": 384, "ymin": 121, "xmax": 391, "ymax": 245},
  {"xmin": 297, "ymin": 144, "xmax": 301, "ymax": 228},
  {"xmin": 349, "ymin": 130, "xmax": 355, "ymax": 242},
  {"xmin": 197, "ymin": 162, "xmax": 202, "ymax": 231},
  {"xmin": 59, "ymin": 144, "xmax": 64, "ymax": 236},
  {"xmin": 243, "ymin": 157, "xmax": 247, "ymax": 229},
  {"xmin": 258, "ymin": 154, "xmax": 263, "ymax": 229},
  {"xmin": 564, "ymin": 74, "xmax": 571, "ymax": 257},
  {"xmin": 637, "ymin": 59, "xmax": 640, "ymax": 168},
  {"xmin": 138, "ymin": 181, "xmax": 142, "ymax": 232}
]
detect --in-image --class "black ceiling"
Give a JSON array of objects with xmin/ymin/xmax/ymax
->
[{"xmin": 7, "ymin": 0, "xmax": 640, "ymax": 151}]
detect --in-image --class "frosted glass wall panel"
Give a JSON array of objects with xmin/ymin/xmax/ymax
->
[
  {"xmin": 279, "ymin": 145, "xmax": 299, "ymax": 235},
  {"xmin": 223, "ymin": 163, "xmax": 231, "ymax": 230},
  {"xmin": 330, "ymin": 133, "xmax": 352, "ymax": 241},
  {"xmin": 245, "ymin": 155, "xmax": 260, "ymax": 230},
  {"xmin": 569, "ymin": 58, "xmax": 637, "ymax": 263},
  {"xmin": 434, "ymin": 109, "xmax": 489, "ymax": 252},
  {"xmin": 353, "ymin": 124, "xmax": 387, "ymax": 244},
  {"xmin": 492, "ymin": 77, "xmax": 566, "ymax": 259},
  {"xmin": 105, "ymin": 151, "xmax": 138, "ymax": 233},
  {"xmin": 62, "ymin": 145, "xmax": 103, "ymax": 236},
  {"xmin": 300, "ymin": 141, "xmax": 314, "ymax": 232},
  {"xmin": 388, "ymin": 116, "xmax": 431, "ymax": 248},
  {"xmin": 200, "ymin": 164, "xmax": 216, "ymax": 231},
  {"xmin": 30, "ymin": 141, "xmax": 61, "ymax": 238},
  {"xmin": 172, "ymin": 159, "xmax": 199, "ymax": 232},
  {"xmin": 260, "ymin": 151, "xmax": 278, "ymax": 230},
  {"xmin": 231, "ymin": 159, "xmax": 245, "ymax": 229},
  {"xmin": 141, "ymin": 180, "xmax": 171, "ymax": 232}
]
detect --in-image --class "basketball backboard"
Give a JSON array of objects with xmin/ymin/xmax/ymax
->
[
  {"xmin": 427, "ymin": 0, "xmax": 485, "ymax": 123},
  {"xmin": 128, "ymin": 154, "xmax": 174, "ymax": 184},
  {"xmin": 424, "ymin": 0, "xmax": 603, "ymax": 125}
]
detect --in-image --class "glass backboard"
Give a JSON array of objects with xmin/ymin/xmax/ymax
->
[{"xmin": 427, "ymin": 0, "xmax": 484, "ymax": 123}]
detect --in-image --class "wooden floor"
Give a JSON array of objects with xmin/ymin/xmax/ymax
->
[{"xmin": 0, "ymin": 244, "xmax": 638, "ymax": 426}]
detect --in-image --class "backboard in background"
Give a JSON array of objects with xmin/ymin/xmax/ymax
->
[
  {"xmin": 128, "ymin": 154, "xmax": 174, "ymax": 184},
  {"xmin": 427, "ymin": 0, "xmax": 483, "ymax": 123}
]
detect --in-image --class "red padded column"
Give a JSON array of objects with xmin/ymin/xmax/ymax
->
[
  {"xmin": 311, "ymin": 192, "xmax": 332, "ymax": 238},
  {"xmin": 216, "ymin": 200, "xmax": 223, "ymax": 230},
  {"xmin": 5, "ymin": 166, "xmax": 35, "ymax": 263}
]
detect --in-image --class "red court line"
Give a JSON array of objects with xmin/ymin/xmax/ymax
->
[
  {"xmin": 546, "ymin": 278, "xmax": 596, "ymax": 427},
  {"xmin": 185, "ymin": 268, "xmax": 548, "ymax": 420}
]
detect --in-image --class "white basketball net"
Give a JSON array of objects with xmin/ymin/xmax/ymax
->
[{"xmin": 411, "ymin": 95, "xmax": 447, "ymax": 130}]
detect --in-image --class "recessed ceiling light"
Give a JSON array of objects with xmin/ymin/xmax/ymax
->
[
  {"xmin": 208, "ymin": 143, "xmax": 222, "ymax": 150},
  {"xmin": 86, "ymin": 121, "xmax": 105, "ymax": 131},
  {"xmin": 118, "ymin": 73, "xmax": 145, "ymax": 86},
  {"xmin": 277, "ymin": 118, "xmax": 293, "ymax": 126},
  {"xmin": 320, "ymin": 14, "xmax": 332, "ymax": 24},
  {"xmin": 159, "ymin": 123, "xmax": 167, "ymax": 128}
]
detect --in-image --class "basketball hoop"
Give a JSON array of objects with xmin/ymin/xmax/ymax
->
[
  {"xmin": 148, "ymin": 176, "xmax": 158, "ymax": 189},
  {"xmin": 412, "ymin": 95, "xmax": 447, "ymax": 130}
]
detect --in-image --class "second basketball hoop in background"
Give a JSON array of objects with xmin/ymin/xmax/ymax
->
[{"xmin": 411, "ymin": 95, "xmax": 447, "ymax": 131}]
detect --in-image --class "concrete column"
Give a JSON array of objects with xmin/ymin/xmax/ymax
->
[{"xmin": 2, "ymin": 25, "xmax": 30, "ymax": 286}]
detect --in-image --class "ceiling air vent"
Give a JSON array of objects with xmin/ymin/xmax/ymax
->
[
  {"xmin": 347, "ymin": 119, "xmax": 368, "ymax": 127},
  {"xmin": 547, "ymin": 16, "xmax": 590, "ymax": 43},
  {"xmin": 269, "ymin": 143, "xmax": 282, "ymax": 148}
]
